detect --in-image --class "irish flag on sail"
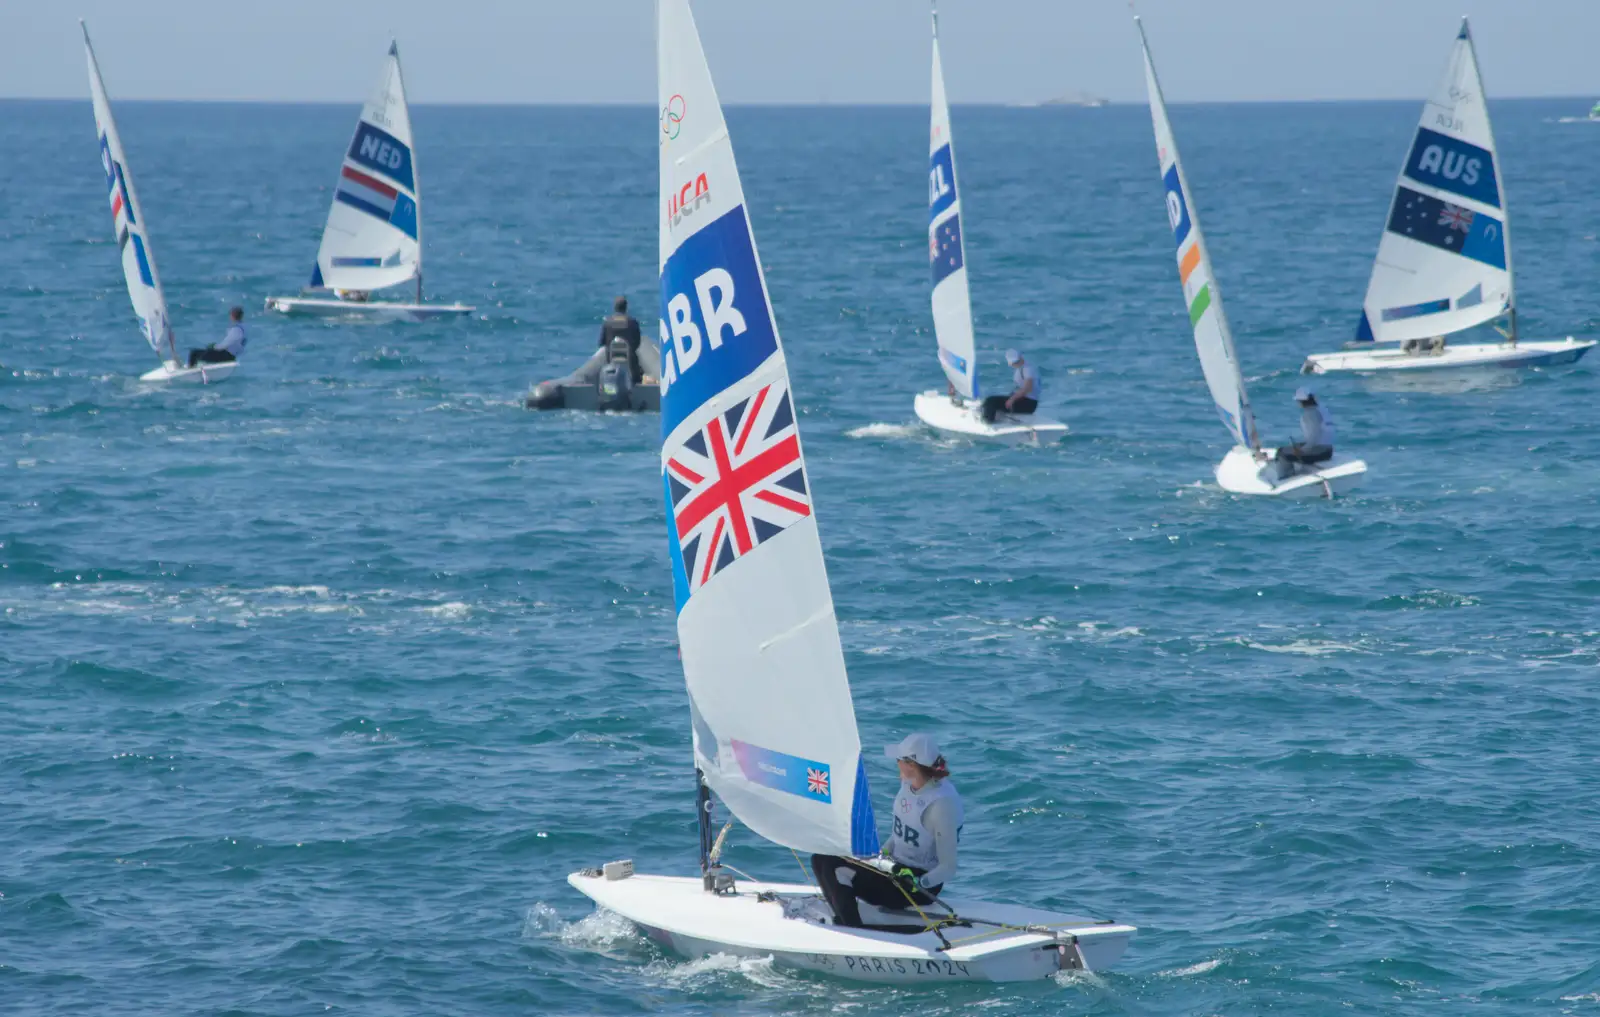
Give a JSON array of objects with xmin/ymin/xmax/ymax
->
[
  {"xmin": 657, "ymin": 0, "xmax": 877, "ymax": 859},
  {"xmin": 1138, "ymin": 18, "xmax": 1258, "ymax": 450}
]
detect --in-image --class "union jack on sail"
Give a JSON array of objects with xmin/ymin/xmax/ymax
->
[{"xmin": 666, "ymin": 379, "xmax": 811, "ymax": 598}]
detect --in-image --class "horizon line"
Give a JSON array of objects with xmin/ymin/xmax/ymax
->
[{"xmin": 1, "ymin": 94, "xmax": 1596, "ymax": 107}]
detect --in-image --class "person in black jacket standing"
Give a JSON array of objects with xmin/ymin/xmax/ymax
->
[{"xmin": 598, "ymin": 296, "xmax": 643, "ymax": 383}]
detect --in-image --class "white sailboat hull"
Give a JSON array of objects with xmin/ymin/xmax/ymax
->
[
  {"xmin": 1302, "ymin": 337, "xmax": 1594, "ymax": 374},
  {"xmin": 1214, "ymin": 445, "xmax": 1367, "ymax": 498},
  {"xmin": 263, "ymin": 295, "xmax": 473, "ymax": 322},
  {"xmin": 139, "ymin": 359, "xmax": 237, "ymax": 384},
  {"xmin": 569, "ymin": 871, "xmax": 1133, "ymax": 984},
  {"xmin": 913, "ymin": 390, "xmax": 1068, "ymax": 444}
]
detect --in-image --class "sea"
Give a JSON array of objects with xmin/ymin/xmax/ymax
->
[{"xmin": 3, "ymin": 95, "xmax": 1599, "ymax": 1016}]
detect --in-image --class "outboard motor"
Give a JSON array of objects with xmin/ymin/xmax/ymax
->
[{"xmin": 596, "ymin": 335, "xmax": 634, "ymax": 412}]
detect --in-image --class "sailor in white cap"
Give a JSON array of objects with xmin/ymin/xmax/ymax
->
[
  {"xmin": 1276, "ymin": 386, "xmax": 1337, "ymax": 476},
  {"xmin": 980, "ymin": 349, "xmax": 1041, "ymax": 423},
  {"xmin": 810, "ymin": 733, "xmax": 964, "ymax": 927}
]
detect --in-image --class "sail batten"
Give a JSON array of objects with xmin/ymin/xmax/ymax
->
[
  {"xmin": 1358, "ymin": 17, "xmax": 1511, "ymax": 344},
  {"xmin": 658, "ymin": 0, "xmax": 877, "ymax": 859},
  {"xmin": 312, "ymin": 44, "xmax": 422, "ymax": 294},
  {"xmin": 1137, "ymin": 19, "xmax": 1258, "ymax": 450},
  {"xmin": 928, "ymin": 11, "xmax": 979, "ymax": 400},
  {"xmin": 84, "ymin": 23, "xmax": 175, "ymax": 364}
]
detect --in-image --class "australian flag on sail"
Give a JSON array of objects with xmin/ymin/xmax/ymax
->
[
  {"xmin": 930, "ymin": 216, "xmax": 964, "ymax": 286},
  {"xmin": 665, "ymin": 379, "xmax": 810, "ymax": 598},
  {"xmin": 1385, "ymin": 185, "xmax": 1505, "ymax": 270}
]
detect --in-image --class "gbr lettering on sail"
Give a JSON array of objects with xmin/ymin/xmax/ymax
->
[{"xmin": 658, "ymin": 198, "xmax": 780, "ymax": 435}]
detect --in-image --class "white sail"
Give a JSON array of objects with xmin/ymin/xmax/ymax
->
[
  {"xmin": 83, "ymin": 22, "xmax": 176, "ymax": 364},
  {"xmin": 1357, "ymin": 19, "xmax": 1510, "ymax": 344},
  {"xmin": 310, "ymin": 43, "xmax": 422, "ymax": 295},
  {"xmin": 928, "ymin": 10, "xmax": 979, "ymax": 399},
  {"xmin": 658, "ymin": 0, "xmax": 878, "ymax": 858},
  {"xmin": 1137, "ymin": 19, "xmax": 1258, "ymax": 449}
]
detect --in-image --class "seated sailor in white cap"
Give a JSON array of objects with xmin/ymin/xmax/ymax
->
[
  {"xmin": 810, "ymin": 732, "xmax": 964, "ymax": 927},
  {"xmin": 980, "ymin": 349, "xmax": 1040, "ymax": 423},
  {"xmin": 1276, "ymin": 386, "xmax": 1336, "ymax": 476}
]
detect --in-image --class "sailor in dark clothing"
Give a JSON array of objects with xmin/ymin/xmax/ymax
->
[{"xmin": 599, "ymin": 296, "xmax": 645, "ymax": 383}]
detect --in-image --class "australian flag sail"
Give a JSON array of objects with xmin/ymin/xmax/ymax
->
[
  {"xmin": 1138, "ymin": 18, "xmax": 1258, "ymax": 450},
  {"xmin": 1358, "ymin": 18, "xmax": 1512, "ymax": 344},
  {"xmin": 928, "ymin": 13, "xmax": 980, "ymax": 400},
  {"xmin": 658, "ymin": 0, "xmax": 878, "ymax": 859},
  {"xmin": 83, "ymin": 23, "xmax": 174, "ymax": 363},
  {"xmin": 311, "ymin": 43, "xmax": 423, "ymax": 295}
]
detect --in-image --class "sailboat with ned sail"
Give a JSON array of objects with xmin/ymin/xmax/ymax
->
[
  {"xmin": 264, "ymin": 43, "xmax": 473, "ymax": 322},
  {"xmin": 1303, "ymin": 19, "xmax": 1593, "ymax": 374},
  {"xmin": 83, "ymin": 23, "xmax": 236, "ymax": 385},
  {"xmin": 911, "ymin": 7, "xmax": 1067, "ymax": 444},
  {"xmin": 565, "ymin": 0, "xmax": 1134, "ymax": 983},
  {"xmin": 1138, "ymin": 16, "xmax": 1366, "ymax": 497}
]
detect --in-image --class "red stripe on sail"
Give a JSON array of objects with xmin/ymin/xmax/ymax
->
[{"xmin": 341, "ymin": 165, "xmax": 399, "ymax": 199}]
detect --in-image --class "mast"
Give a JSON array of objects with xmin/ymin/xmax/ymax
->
[
  {"xmin": 391, "ymin": 40, "xmax": 424, "ymax": 305},
  {"xmin": 1461, "ymin": 18, "xmax": 1516, "ymax": 345},
  {"xmin": 696, "ymin": 768, "xmax": 715, "ymax": 887}
]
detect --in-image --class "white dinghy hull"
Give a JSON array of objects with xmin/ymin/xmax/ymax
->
[
  {"xmin": 1303, "ymin": 337, "xmax": 1594, "ymax": 374},
  {"xmin": 139, "ymin": 359, "xmax": 237, "ymax": 384},
  {"xmin": 1214, "ymin": 445, "xmax": 1367, "ymax": 498},
  {"xmin": 264, "ymin": 295, "xmax": 472, "ymax": 322},
  {"xmin": 569, "ymin": 871, "xmax": 1133, "ymax": 984},
  {"xmin": 913, "ymin": 390, "xmax": 1068, "ymax": 444}
]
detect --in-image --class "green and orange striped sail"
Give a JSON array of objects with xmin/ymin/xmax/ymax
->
[{"xmin": 1137, "ymin": 17, "xmax": 1259, "ymax": 450}]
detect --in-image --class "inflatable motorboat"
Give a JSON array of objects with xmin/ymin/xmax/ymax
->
[{"xmin": 524, "ymin": 336, "xmax": 661, "ymax": 412}]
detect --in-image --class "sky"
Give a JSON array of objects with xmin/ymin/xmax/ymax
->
[{"xmin": 5, "ymin": 0, "xmax": 1600, "ymax": 106}]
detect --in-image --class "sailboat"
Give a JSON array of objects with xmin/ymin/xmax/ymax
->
[
  {"xmin": 1303, "ymin": 19, "xmax": 1594, "ymax": 375},
  {"xmin": 1137, "ymin": 18, "xmax": 1366, "ymax": 498},
  {"xmin": 83, "ymin": 23, "xmax": 234, "ymax": 385},
  {"xmin": 566, "ymin": 0, "xmax": 1135, "ymax": 983},
  {"xmin": 911, "ymin": 8, "xmax": 1067, "ymax": 444},
  {"xmin": 264, "ymin": 43, "xmax": 473, "ymax": 322}
]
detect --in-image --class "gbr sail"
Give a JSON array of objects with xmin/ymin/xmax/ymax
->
[
  {"xmin": 1137, "ymin": 18, "xmax": 1258, "ymax": 449},
  {"xmin": 311, "ymin": 43, "xmax": 422, "ymax": 294},
  {"xmin": 83, "ymin": 22, "xmax": 176, "ymax": 363},
  {"xmin": 928, "ymin": 10, "xmax": 979, "ymax": 400},
  {"xmin": 658, "ymin": 0, "xmax": 878, "ymax": 858},
  {"xmin": 1357, "ymin": 18, "xmax": 1510, "ymax": 344}
]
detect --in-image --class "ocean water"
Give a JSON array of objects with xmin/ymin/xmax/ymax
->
[{"xmin": 3, "ymin": 94, "xmax": 1600, "ymax": 1015}]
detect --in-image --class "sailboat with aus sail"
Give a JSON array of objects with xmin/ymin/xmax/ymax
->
[
  {"xmin": 565, "ymin": 0, "xmax": 1134, "ymax": 984},
  {"xmin": 1302, "ymin": 19, "xmax": 1593, "ymax": 374}
]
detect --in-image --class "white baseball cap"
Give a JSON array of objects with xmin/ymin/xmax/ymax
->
[
  {"xmin": 1294, "ymin": 386, "xmax": 1315, "ymax": 402},
  {"xmin": 884, "ymin": 732, "xmax": 941, "ymax": 767},
  {"xmin": 1004, "ymin": 349, "xmax": 1023, "ymax": 365}
]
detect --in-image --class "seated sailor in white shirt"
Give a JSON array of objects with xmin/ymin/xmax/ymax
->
[
  {"xmin": 1276, "ymin": 386, "xmax": 1336, "ymax": 475},
  {"xmin": 980, "ymin": 349, "xmax": 1040, "ymax": 422},
  {"xmin": 187, "ymin": 307, "xmax": 248, "ymax": 367},
  {"xmin": 811, "ymin": 732, "xmax": 964, "ymax": 927}
]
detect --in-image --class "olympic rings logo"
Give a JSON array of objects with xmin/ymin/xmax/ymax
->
[{"xmin": 661, "ymin": 94, "xmax": 686, "ymax": 140}]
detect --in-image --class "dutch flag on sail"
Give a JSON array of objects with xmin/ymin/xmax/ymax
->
[{"xmin": 335, "ymin": 165, "xmax": 418, "ymax": 239}]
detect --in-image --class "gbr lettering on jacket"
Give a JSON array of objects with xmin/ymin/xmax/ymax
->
[
  {"xmin": 658, "ymin": 267, "xmax": 746, "ymax": 394},
  {"xmin": 1415, "ymin": 144, "xmax": 1481, "ymax": 187}
]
